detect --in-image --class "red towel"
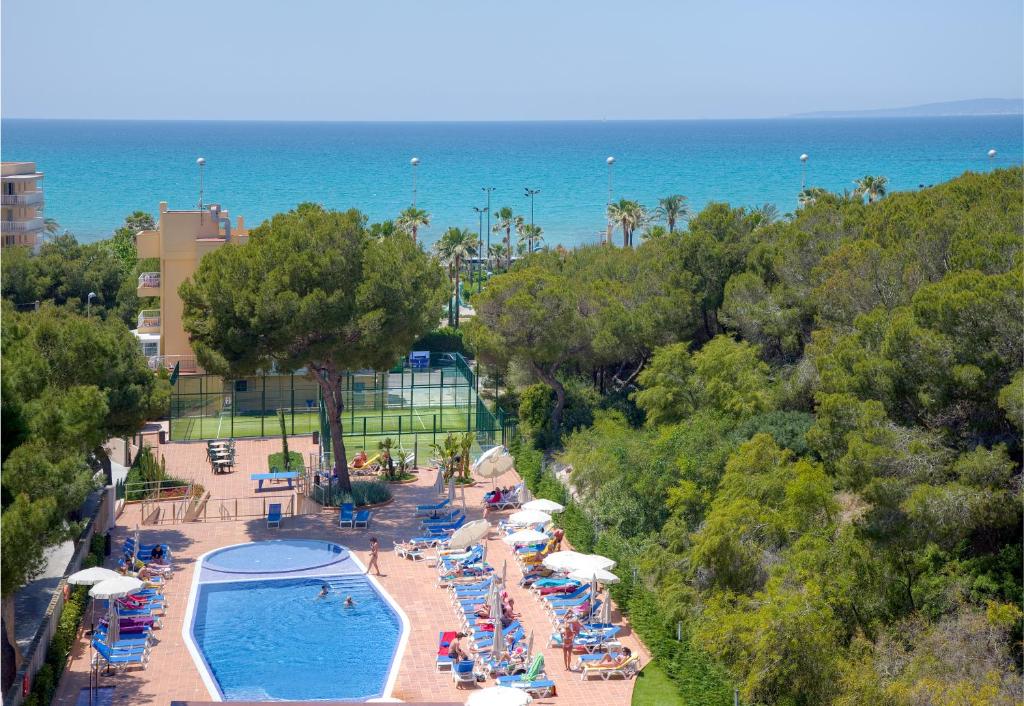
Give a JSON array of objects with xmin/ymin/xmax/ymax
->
[
  {"xmin": 540, "ymin": 584, "xmax": 575, "ymax": 596},
  {"xmin": 438, "ymin": 631, "xmax": 457, "ymax": 656}
]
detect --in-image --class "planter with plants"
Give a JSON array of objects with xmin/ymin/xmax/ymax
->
[
  {"xmin": 431, "ymin": 431, "xmax": 478, "ymax": 485},
  {"xmin": 377, "ymin": 437, "xmax": 416, "ymax": 482}
]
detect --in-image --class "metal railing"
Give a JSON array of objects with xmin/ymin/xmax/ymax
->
[
  {"xmin": 148, "ymin": 354, "xmax": 198, "ymax": 373},
  {"xmin": 0, "ymin": 217, "xmax": 44, "ymax": 232},
  {"xmin": 139, "ymin": 494, "xmax": 299, "ymax": 524},
  {"xmin": 137, "ymin": 309, "xmax": 161, "ymax": 329},
  {"xmin": 124, "ymin": 478, "xmax": 193, "ymax": 503},
  {"xmin": 0, "ymin": 190, "xmax": 43, "ymax": 206},
  {"xmin": 138, "ymin": 272, "xmax": 161, "ymax": 288}
]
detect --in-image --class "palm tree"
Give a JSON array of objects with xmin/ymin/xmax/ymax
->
[
  {"xmin": 640, "ymin": 224, "xmax": 668, "ymax": 242},
  {"xmin": 517, "ymin": 223, "xmax": 544, "ymax": 254},
  {"xmin": 434, "ymin": 227, "xmax": 479, "ymax": 328},
  {"xmin": 488, "ymin": 243, "xmax": 509, "ymax": 271},
  {"xmin": 798, "ymin": 187, "xmax": 828, "ymax": 207},
  {"xmin": 853, "ymin": 176, "xmax": 889, "ymax": 204},
  {"xmin": 606, "ymin": 199, "xmax": 648, "ymax": 247},
  {"xmin": 491, "ymin": 207, "xmax": 522, "ymax": 269},
  {"xmin": 368, "ymin": 220, "xmax": 398, "ymax": 239},
  {"xmin": 396, "ymin": 206, "xmax": 431, "ymax": 242},
  {"xmin": 655, "ymin": 194, "xmax": 690, "ymax": 233}
]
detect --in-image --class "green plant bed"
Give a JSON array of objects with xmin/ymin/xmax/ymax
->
[
  {"xmin": 452, "ymin": 476, "xmax": 476, "ymax": 486},
  {"xmin": 632, "ymin": 660, "xmax": 686, "ymax": 706},
  {"xmin": 327, "ymin": 480, "xmax": 393, "ymax": 507},
  {"xmin": 384, "ymin": 471, "xmax": 417, "ymax": 483},
  {"xmin": 268, "ymin": 451, "xmax": 305, "ymax": 473}
]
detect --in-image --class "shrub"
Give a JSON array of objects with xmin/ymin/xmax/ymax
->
[
  {"xmin": 337, "ymin": 480, "xmax": 392, "ymax": 507},
  {"xmin": 518, "ymin": 380, "xmax": 599, "ymax": 448},
  {"xmin": 413, "ymin": 326, "xmax": 471, "ymax": 355},
  {"xmin": 268, "ymin": 451, "xmax": 304, "ymax": 473}
]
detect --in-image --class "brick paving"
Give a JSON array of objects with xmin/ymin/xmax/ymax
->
[{"xmin": 53, "ymin": 438, "xmax": 646, "ymax": 705}]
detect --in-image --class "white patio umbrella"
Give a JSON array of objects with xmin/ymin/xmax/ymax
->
[
  {"xmin": 502, "ymin": 529, "xmax": 549, "ymax": 545},
  {"xmin": 567, "ymin": 567, "xmax": 620, "ymax": 585},
  {"xmin": 467, "ymin": 686, "xmax": 533, "ymax": 706},
  {"xmin": 89, "ymin": 576, "xmax": 143, "ymax": 599},
  {"xmin": 542, "ymin": 551, "xmax": 616, "ymax": 573},
  {"xmin": 490, "ymin": 585, "xmax": 505, "ymax": 662},
  {"xmin": 447, "ymin": 519, "xmax": 490, "ymax": 551},
  {"xmin": 500, "ymin": 559, "xmax": 507, "ymax": 588},
  {"xmin": 522, "ymin": 498, "xmax": 564, "ymax": 514},
  {"xmin": 433, "ymin": 467, "xmax": 445, "ymax": 495},
  {"xmin": 524, "ymin": 630, "xmax": 534, "ymax": 662},
  {"xmin": 471, "ymin": 445, "xmax": 505, "ymax": 471},
  {"xmin": 475, "ymin": 452, "xmax": 515, "ymax": 485},
  {"xmin": 508, "ymin": 509, "xmax": 552, "ymax": 526},
  {"xmin": 447, "ymin": 477, "xmax": 456, "ymax": 503},
  {"xmin": 68, "ymin": 567, "xmax": 120, "ymax": 586}
]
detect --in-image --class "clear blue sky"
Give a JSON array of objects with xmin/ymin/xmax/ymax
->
[{"xmin": 3, "ymin": 0, "xmax": 1021, "ymax": 120}]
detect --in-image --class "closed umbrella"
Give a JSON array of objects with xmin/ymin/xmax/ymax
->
[
  {"xmin": 509, "ymin": 510, "xmax": 551, "ymax": 526},
  {"xmin": 490, "ymin": 583, "xmax": 504, "ymax": 662},
  {"xmin": 433, "ymin": 467, "xmax": 445, "ymax": 495},
  {"xmin": 502, "ymin": 529, "xmax": 550, "ymax": 545},
  {"xmin": 105, "ymin": 601, "xmax": 120, "ymax": 645},
  {"xmin": 597, "ymin": 592, "xmax": 613, "ymax": 625},
  {"xmin": 447, "ymin": 477, "xmax": 456, "ymax": 504},
  {"xmin": 447, "ymin": 519, "xmax": 490, "ymax": 551},
  {"xmin": 543, "ymin": 551, "xmax": 616, "ymax": 573},
  {"xmin": 89, "ymin": 576, "xmax": 143, "ymax": 599},
  {"xmin": 524, "ymin": 630, "xmax": 534, "ymax": 662},
  {"xmin": 522, "ymin": 498, "xmax": 564, "ymax": 514},
  {"xmin": 501, "ymin": 559, "xmax": 507, "ymax": 588},
  {"xmin": 466, "ymin": 686, "xmax": 533, "ymax": 706}
]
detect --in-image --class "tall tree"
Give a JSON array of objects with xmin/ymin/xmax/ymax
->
[
  {"xmin": 607, "ymin": 199, "xmax": 648, "ymax": 247},
  {"xmin": 656, "ymin": 194, "xmax": 690, "ymax": 233},
  {"xmin": 396, "ymin": 206, "xmax": 431, "ymax": 243},
  {"xmin": 180, "ymin": 204, "xmax": 445, "ymax": 492},
  {"xmin": 517, "ymin": 223, "xmax": 544, "ymax": 254},
  {"xmin": 491, "ymin": 207, "xmax": 522, "ymax": 269},
  {"xmin": 434, "ymin": 227, "xmax": 479, "ymax": 329}
]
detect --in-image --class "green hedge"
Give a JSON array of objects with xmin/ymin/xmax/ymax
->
[
  {"xmin": 327, "ymin": 480, "xmax": 393, "ymax": 507},
  {"xmin": 412, "ymin": 327, "xmax": 471, "ymax": 356},
  {"xmin": 23, "ymin": 529, "xmax": 106, "ymax": 706},
  {"xmin": 267, "ymin": 451, "xmax": 305, "ymax": 473},
  {"xmin": 508, "ymin": 438, "xmax": 731, "ymax": 705}
]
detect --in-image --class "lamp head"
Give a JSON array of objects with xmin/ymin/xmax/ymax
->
[
  {"xmin": 410, "ymin": 157, "xmax": 420, "ymax": 167},
  {"xmin": 606, "ymin": 156, "xmax": 615, "ymax": 165},
  {"xmin": 800, "ymin": 154, "xmax": 808, "ymax": 163},
  {"xmin": 988, "ymin": 148, "xmax": 997, "ymax": 158},
  {"xmin": 196, "ymin": 157, "xmax": 206, "ymax": 167}
]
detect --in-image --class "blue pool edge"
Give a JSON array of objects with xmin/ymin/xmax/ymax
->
[{"xmin": 181, "ymin": 540, "xmax": 411, "ymax": 703}]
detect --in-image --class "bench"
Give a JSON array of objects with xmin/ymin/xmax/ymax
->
[{"xmin": 251, "ymin": 472, "xmax": 300, "ymax": 491}]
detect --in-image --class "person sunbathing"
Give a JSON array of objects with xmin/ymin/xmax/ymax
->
[
  {"xmin": 597, "ymin": 647, "xmax": 632, "ymax": 667},
  {"xmin": 351, "ymin": 451, "xmax": 368, "ymax": 468},
  {"xmin": 448, "ymin": 632, "xmax": 471, "ymax": 661},
  {"xmin": 484, "ymin": 488, "xmax": 503, "ymax": 504}
]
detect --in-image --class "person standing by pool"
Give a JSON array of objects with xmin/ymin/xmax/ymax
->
[
  {"xmin": 560, "ymin": 614, "xmax": 582, "ymax": 670},
  {"xmin": 366, "ymin": 537, "xmax": 382, "ymax": 576}
]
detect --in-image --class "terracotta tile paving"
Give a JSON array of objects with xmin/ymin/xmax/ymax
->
[{"xmin": 53, "ymin": 439, "xmax": 645, "ymax": 705}]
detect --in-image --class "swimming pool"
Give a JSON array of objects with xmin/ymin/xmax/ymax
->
[{"xmin": 184, "ymin": 541, "xmax": 408, "ymax": 702}]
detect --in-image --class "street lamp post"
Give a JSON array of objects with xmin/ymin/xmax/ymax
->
[
  {"xmin": 87, "ymin": 291, "xmax": 96, "ymax": 317},
  {"xmin": 410, "ymin": 157, "xmax": 420, "ymax": 207},
  {"xmin": 605, "ymin": 156, "xmax": 615, "ymax": 244},
  {"xmin": 482, "ymin": 187, "xmax": 494, "ymax": 257},
  {"xmin": 524, "ymin": 187, "xmax": 540, "ymax": 252},
  {"xmin": 196, "ymin": 157, "xmax": 206, "ymax": 223},
  {"xmin": 473, "ymin": 205, "xmax": 488, "ymax": 291},
  {"xmin": 800, "ymin": 153, "xmax": 809, "ymax": 191}
]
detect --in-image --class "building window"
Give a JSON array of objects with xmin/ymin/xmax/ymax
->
[{"xmin": 141, "ymin": 341, "xmax": 159, "ymax": 358}]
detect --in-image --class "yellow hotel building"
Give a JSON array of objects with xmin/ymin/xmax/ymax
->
[{"xmin": 134, "ymin": 201, "xmax": 248, "ymax": 373}]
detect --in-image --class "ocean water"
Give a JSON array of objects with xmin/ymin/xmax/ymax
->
[{"xmin": 2, "ymin": 117, "xmax": 1020, "ymax": 246}]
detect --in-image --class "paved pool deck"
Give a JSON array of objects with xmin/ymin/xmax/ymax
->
[{"xmin": 52, "ymin": 437, "xmax": 646, "ymax": 706}]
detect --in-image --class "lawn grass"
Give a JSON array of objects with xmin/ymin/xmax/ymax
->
[
  {"xmin": 267, "ymin": 451, "xmax": 305, "ymax": 472},
  {"xmin": 632, "ymin": 660, "xmax": 686, "ymax": 706}
]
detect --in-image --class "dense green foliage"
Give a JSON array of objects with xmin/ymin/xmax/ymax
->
[
  {"xmin": 180, "ymin": 203, "xmax": 447, "ymax": 492},
  {"xmin": 22, "ymin": 534, "xmax": 105, "ymax": 706},
  {"xmin": 268, "ymin": 451, "xmax": 304, "ymax": 473},
  {"xmin": 411, "ymin": 326, "xmax": 471, "ymax": 355},
  {"xmin": 491, "ymin": 169, "xmax": 1024, "ymax": 705}
]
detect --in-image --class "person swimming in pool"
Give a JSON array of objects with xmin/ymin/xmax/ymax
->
[
  {"xmin": 344, "ymin": 596, "xmax": 355, "ymax": 608},
  {"xmin": 316, "ymin": 583, "xmax": 330, "ymax": 600}
]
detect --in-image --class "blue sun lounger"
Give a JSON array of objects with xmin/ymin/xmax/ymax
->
[
  {"xmin": 339, "ymin": 503, "xmax": 354, "ymax": 528},
  {"xmin": 91, "ymin": 640, "xmax": 150, "ymax": 672},
  {"xmin": 496, "ymin": 677, "xmax": 556, "ymax": 697},
  {"xmin": 267, "ymin": 503, "xmax": 282, "ymax": 528},
  {"xmin": 354, "ymin": 509, "xmax": 371, "ymax": 528},
  {"xmin": 417, "ymin": 499, "xmax": 450, "ymax": 517}
]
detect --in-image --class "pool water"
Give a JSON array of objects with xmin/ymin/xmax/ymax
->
[
  {"xmin": 192, "ymin": 575, "xmax": 402, "ymax": 701},
  {"xmin": 204, "ymin": 540, "xmax": 347, "ymax": 574}
]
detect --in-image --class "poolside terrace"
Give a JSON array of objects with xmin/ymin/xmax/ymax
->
[{"xmin": 52, "ymin": 437, "xmax": 648, "ymax": 706}]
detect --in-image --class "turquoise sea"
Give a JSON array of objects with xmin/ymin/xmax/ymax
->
[{"xmin": 2, "ymin": 117, "xmax": 1021, "ymax": 246}]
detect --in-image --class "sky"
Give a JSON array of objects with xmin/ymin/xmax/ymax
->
[{"xmin": 3, "ymin": 0, "xmax": 1022, "ymax": 121}]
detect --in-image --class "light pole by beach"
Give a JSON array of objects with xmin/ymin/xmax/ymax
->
[
  {"xmin": 473, "ymin": 205, "xmax": 487, "ymax": 291},
  {"xmin": 86, "ymin": 291, "xmax": 96, "ymax": 317},
  {"xmin": 605, "ymin": 156, "xmax": 615, "ymax": 244},
  {"xmin": 482, "ymin": 186, "xmax": 494, "ymax": 257},
  {"xmin": 410, "ymin": 157, "xmax": 420, "ymax": 207},
  {"xmin": 524, "ymin": 187, "xmax": 540, "ymax": 252},
  {"xmin": 988, "ymin": 148, "xmax": 997, "ymax": 159},
  {"xmin": 800, "ymin": 153, "xmax": 809, "ymax": 191},
  {"xmin": 196, "ymin": 157, "xmax": 206, "ymax": 222}
]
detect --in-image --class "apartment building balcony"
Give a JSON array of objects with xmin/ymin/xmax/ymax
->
[
  {"xmin": 0, "ymin": 190, "xmax": 44, "ymax": 207},
  {"xmin": 137, "ymin": 272, "xmax": 161, "ymax": 297},
  {"xmin": 137, "ymin": 309, "xmax": 161, "ymax": 333},
  {"xmin": 146, "ymin": 354, "xmax": 198, "ymax": 375},
  {"xmin": 1, "ymin": 217, "xmax": 44, "ymax": 233}
]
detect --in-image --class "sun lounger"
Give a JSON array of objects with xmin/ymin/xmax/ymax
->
[
  {"xmin": 580, "ymin": 654, "xmax": 641, "ymax": 680},
  {"xmin": 416, "ymin": 499, "xmax": 450, "ymax": 518},
  {"xmin": 496, "ymin": 677, "xmax": 556, "ymax": 697},
  {"xmin": 394, "ymin": 541, "xmax": 425, "ymax": 561},
  {"xmin": 354, "ymin": 509, "xmax": 371, "ymax": 528},
  {"xmin": 451, "ymin": 660, "xmax": 476, "ymax": 687},
  {"xmin": 267, "ymin": 503, "xmax": 282, "ymax": 528},
  {"xmin": 435, "ymin": 630, "xmax": 457, "ymax": 671},
  {"xmin": 421, "ymin": 510, "xmax": 464, "ymax": 529},
  {"xmin": 91, "ymin": 640, "xmax": 150, "ymax": 672},
  {"xmin": 93, "ymin": 629, "xmax": 151, "ymax": 649},
  {"xmin": 339, "ymin": 503, "xmax": 355, "ymax": 528}
]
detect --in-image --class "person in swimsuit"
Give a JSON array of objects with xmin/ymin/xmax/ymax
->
[
  {"xmin": 366, "ymin": 536, "xmax": 382, "ymax": 576},
  {"xmin": 344, "ymin": 596, "xmax": 355, "ymax": 608},
  {"xmin": 316, "ymin": 582, "xmax": 330, "ymax": 600},
  {"xmin": 448, "ymin": 631, "xmax": 470, "ymax": 661},
  {"xmin": 560, "ymin": 615, "xmax": 582, "ymax": 669},
  {"xmin": 597, "ymin": 646, "xmax": 631, "ymax": 667}
]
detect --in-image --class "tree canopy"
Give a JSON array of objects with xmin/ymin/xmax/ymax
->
[{"xmin": 180, "ymin": 203, "xmax": 446, "ymax": 490}]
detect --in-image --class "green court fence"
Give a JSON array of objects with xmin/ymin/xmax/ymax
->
[{"xmin": 168, "ymin": 352, "xmax": 517, "ymax": 450}]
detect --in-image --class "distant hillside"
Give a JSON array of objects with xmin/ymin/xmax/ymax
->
[{"xmin": 793, "ymin": 98, "xmax": 1023, "ymax": 119}]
